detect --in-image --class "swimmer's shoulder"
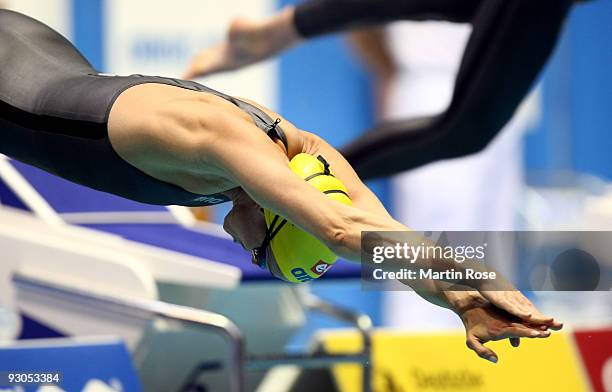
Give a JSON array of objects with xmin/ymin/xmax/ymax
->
[
  {"xmin": 234, "ymin": 97, "xmax": 305, "ymax": 158},
  {"xmin": 110, "ymin": 83, "xmax": 245, "ymax": 136}
]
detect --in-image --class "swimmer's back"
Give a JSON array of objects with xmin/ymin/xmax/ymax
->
[{"xmin": 0, "ymin": 10, "xmax": 286, "ymax": 206}]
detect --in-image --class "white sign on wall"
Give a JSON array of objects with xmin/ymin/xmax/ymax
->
[{"xmin": 104, "ymin": 0, "xmax": 278, "ymax": 109}]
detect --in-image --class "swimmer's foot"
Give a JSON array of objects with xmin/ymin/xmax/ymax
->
[{"xmin": 183, "ymin": 7, "xmax": 300, "ymax": 79}]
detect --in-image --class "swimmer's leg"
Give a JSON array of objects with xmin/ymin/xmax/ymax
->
[
  {"xmin": 342, "ymin": 0, "xmax": 574, "ymax": 179},
  {"xmin": 294, "ymin": 0, "xmax": 482, "ymax": 37},
  {"xmin": 0, "ymin": 10, "xmax": 111, "ymax": 187}
]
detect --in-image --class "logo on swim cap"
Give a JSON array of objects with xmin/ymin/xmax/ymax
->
[
  {"xmin": 291, "ymin": 267, "xmax": 314, "ymax": 282},
  {"xmin": 311, "ymin": 260, "xmax": 332, "ymax": 276}
]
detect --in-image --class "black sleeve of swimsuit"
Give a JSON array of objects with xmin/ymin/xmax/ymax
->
[{"xmin": 293, "ymin": 0, "xmax": 481, "ymax": 38}]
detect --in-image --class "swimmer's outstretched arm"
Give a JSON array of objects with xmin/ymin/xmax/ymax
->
[
  {"xmin": 213, "ymin": 113, "xmax": 560, "ymax": 362},
  {"xmin": 207, "ymin": 98, "xmax": 560, "ymax": 311},
  {"xmin": 184, "ymin": 0, "xmax": 480, "ymax": 78}
]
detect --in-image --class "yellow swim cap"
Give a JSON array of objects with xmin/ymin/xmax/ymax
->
[{"xmin": 255, "ymin": 153, "xmax": 352, "ymax": 283}]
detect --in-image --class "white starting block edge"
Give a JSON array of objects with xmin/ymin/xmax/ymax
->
[
  {"xmin": 0, "ymin": 206, "xmax": 241, "ymax": 290},
  {"xmin": 0, "ymin": 155, "xmax": 241, "ymax": 289}
]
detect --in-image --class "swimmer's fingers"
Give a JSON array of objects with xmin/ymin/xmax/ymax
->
[
  {"xmin": 483, "ymin": 323, "xmax": 549, "ymax": 349},
  {"xmin": 460, "ymin": 301, "xmax": 556, "ymax": 363},
  {"xmin": 479, "ymin": 290, "xmax": 538, "ymax": 320},
  {"xmin": 526, "ymin": 318, "xmax": 563, "ymax": 331},
  {"xmin": 468, "ymin": 324, "xmax": 551, "ymax": 362},
  {"xmin": 502, "ymin": 325, "xmax": 551, "ymax": 350},
  {"xmin": 497, "ymin": 324, "xmax": 552, "ymax": 340},
  {"xmin": 468, "ymin": 323, "xmax": 550, "ymax": 363},
  {"xmin": 466, "ymin": 335, "xmax": 498, "ymax": 364},
  {"xmin": 480, "ymin": 290, "xmax": 562, "ymax": 328},
  {"xmin": 520, "ymin": 310, "xmax": 562, "ymax": 328},
  {"xmin": 545, "ymin": 319, "xmax": 564, "ymax": 331}
]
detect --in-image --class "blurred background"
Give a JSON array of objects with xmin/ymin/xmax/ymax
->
[{"xmin": 0, "ymin": 0, "xmax": 611, "ymax": 391}]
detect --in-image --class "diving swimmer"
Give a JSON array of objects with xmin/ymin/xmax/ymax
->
[{"xmin": 0, "ymin": 10, "xmax": 561, "ymax": 362}]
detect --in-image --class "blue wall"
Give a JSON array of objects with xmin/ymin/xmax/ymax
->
[
  {"xmin": 71, "ymin": 0, "xmax": 105, "ymax": 70},
  {"xmin": 525, "ymin": 0, "xmax": 612, "ymax": 179},
  {"xmin": 570, "ymin": 0, "xmax": 612, "ymax": 178}
]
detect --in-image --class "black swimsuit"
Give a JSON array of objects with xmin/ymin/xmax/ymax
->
[{"xmin": 0, "ymin": 10, "xmax": 286, "ymax": 206}]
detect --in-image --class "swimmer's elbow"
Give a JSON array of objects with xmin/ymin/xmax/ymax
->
[
  {"xmin": 299, "ymin": 130, "xmax": 324, "ymax": 152},
  {"xmin": 319, "ymin": 210, "xmax": 354, "ymax": 259},
  {"xmin": 323, "ymin": 224, "xmax": 348, "ymax": 255}
]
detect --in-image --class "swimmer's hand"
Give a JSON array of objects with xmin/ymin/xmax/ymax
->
[
  {"xmin": 183, "ymin": 7, "xmax": 300, "ymax": 79},
  {"xmin": 453, "ymin": 293, "xmax": 561, "ymax": 363}
]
